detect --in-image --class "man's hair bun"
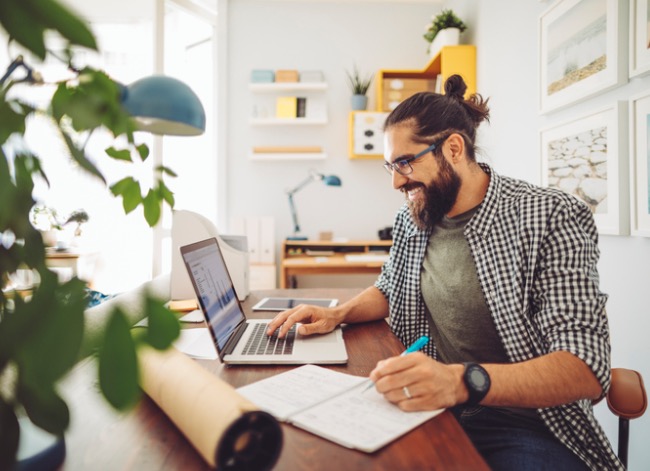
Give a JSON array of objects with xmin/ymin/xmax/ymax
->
[{"xmin": 444, "ymin": 74, "xmax": 467, "ymax": 101}]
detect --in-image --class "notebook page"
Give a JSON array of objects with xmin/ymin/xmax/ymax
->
[{"xmin": 237, "ymin": 364, "xmax": 367, "ymax": 420}]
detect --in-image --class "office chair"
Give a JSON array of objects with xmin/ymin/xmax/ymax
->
[{"xmin": 605, "ymin": 368, "xmax": 647, "ymax": 468}]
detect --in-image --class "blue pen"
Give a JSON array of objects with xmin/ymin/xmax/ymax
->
[{"xmin": 362, "ymin": 335, "xmax": 430, "ymax": 392}]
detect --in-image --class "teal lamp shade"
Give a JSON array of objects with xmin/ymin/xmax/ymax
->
[
  {"xmin": 120, "ymin": 75, "xmax": 206, "ymax": 136},
  {"xmin": 323, "ymin": 175, "xmax": 341, "ymax": 186}
]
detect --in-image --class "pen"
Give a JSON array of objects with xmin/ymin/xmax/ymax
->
[{"xmin": 362, "ymin": 335, "xmax": 430, "ymax": 392}]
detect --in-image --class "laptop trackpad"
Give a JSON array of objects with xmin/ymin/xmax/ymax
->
[{"xmin": 297, "ymin": 331, "xmax": 340, "ymax": 344}]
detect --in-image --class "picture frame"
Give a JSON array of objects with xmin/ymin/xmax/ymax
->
[
  {"xmin": 630, "ymin": 0, "xmax": 650, "ymax": 77},
  {"xmin": 540, "ymin": 103, "xmax": 629, "ymax": 235},
  {"xmin": 539, "ymin": 0, "xmax": 627, "ymax": 114},
  {"xmin": 630, "ymin": 91, "xmax": 650, "ymax": 236}
]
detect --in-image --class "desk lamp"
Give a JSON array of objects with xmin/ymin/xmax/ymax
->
[
  {"xmin": 287, "ymin": 170, "xmax": 342, "ymax": 240},
  {"xmin": 1, "ymin": 56, "xmax": 206, "ymax": 136}
]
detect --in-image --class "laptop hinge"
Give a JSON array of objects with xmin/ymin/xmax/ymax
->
[{"xmin": 223, "ymin": 321, "xmax": 249, "ymax": 355}]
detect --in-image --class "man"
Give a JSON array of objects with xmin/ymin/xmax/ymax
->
[{"xmin": 267, "ymin": 75, "xmax": 620, "ymax": 470}]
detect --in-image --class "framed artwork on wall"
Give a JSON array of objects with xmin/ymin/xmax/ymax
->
[
  {"xmin": 630, "ymin": 0, "xmax": 650, "ymax": 77},
  {"xmin": 539, "ymin": 0, "xmax": 627, "ymax": 114},
  {"xmin": 540, "ymin": 103, "xmax": 629, "ymax": 235},
  {"xmin": 630, "ymin": 92, "xmax": 650, "ymax": 236}
]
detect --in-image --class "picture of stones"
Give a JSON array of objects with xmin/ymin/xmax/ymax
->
[
  {"xmin": 546, "ymin": 126, "xmax": 608, "ymax": 214},
  {"xmin": 546, "ymin": 0, "xmax": 607, "ymax": 96},
  {"xmin": 646, "ymin": 113, "xmax": 650, "ymax": 213}
]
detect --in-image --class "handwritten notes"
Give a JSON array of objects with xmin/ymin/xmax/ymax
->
[{"xmin": 237, "ymin": 364, "xmax": 443, "ymax": 452}]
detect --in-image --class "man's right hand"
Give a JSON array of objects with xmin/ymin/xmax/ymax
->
[{"xmin": 266, "ymin": 304, "xmax": 343, "ymax": 338}]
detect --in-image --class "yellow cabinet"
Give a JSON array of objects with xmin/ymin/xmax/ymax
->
[{"xmin": 376, "ymin": 45, "xmax": 476, "ymax": 113}]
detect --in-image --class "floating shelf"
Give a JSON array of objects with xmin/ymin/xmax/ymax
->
[
  {"xmin": 250, "ymin": 152, "xmax": 327, "ymax": 161},
  {"xmin": 249, "ymin": 82, "xmax": 328, "ymax": 92},
  {"xmin": 249, "ymin": 117, "xmax": 328, "ymax": 125}
]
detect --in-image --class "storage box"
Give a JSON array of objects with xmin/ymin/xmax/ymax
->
[
  {"xmin": 276, "ymin": 96, "xmax": 297, "ymax": 118},
  {"xmin": 299, "ymin": 70, "xmax": 324, "ymax": 82},
  {"xmin": 250, "ymin": 69, "xmax": 275, "ymax": 83},
  {"xmin": 275, "ymin": 70, "xmax": 299, "ymax": 82}
]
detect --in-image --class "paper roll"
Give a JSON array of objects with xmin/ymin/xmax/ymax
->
[{"xmin": 138, "ymin": 346, "xmax": 282, "ymax": 469}]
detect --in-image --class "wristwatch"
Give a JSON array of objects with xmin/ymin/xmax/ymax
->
[{"xmin": 462, "ymin": 362, "xmax": 491, "ymax": 406}]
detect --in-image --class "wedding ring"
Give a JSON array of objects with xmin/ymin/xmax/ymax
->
[{"xmin": 403, "ymin": 386, "xmax": 412, "ymax": 400}]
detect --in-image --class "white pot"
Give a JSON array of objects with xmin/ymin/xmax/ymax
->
[{"xmin": 429, "ymin": 27, "xmax": 461, "ymax": 58}]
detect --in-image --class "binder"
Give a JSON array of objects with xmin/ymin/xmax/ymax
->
[
  {"xmin": 259, "ymin": 217, "xmax": 275, "ymax": 264},
  {"xmin": 246, "ymin": 217, "xmax": 261, "ymax": 263}
]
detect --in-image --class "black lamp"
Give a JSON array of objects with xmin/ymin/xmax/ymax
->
[{"xmin": 287, "ymin": 170, "xmax": 342, "ymax": 240}]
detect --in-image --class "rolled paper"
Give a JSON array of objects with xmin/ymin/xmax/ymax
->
[{"xmin": 138, "ymin": 346, "xmax": 282, "ymax": 469}]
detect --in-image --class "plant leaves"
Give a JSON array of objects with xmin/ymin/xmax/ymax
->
[
  {"xmin": 105, "ymin": 146, "xmax": 132, "ymax": 162},
  {"xmin": 18, "ymin": 384, "xmax": 69, "ymax": 435},
  {"xmin": 110, "ymin": 177, "xmax": 141, "ymax": 214},
  {"xmin": 156, "ymin": 165, "xmax": 177, "ymax": 178},
  {"xmin": 24, "ymin": 0, "xmax": 97, "ymax": 51},
  {"xmin": 142, "ymin": 189, "xmax": 161, "ymax": 227},
  {"xmin": 136, "ymin": 144, "xmax": 149, "ymax": 161},
  {"xmin": 0, "ymin": 0, "xmax": 48, "ymax": 59},
  {"xmin": 59, "ymin": 129, "xmax": 106, "ymax": 184},
  {"xmin": 157, "ymin": 180, "xmax": 175, "ymax": 207},
  {"xmin": 98, "ymin": 308, "xmax": 140, "ymax": 410},
  {"xmin": 145, "ymin": 297, "xmax": 180, "ymax": 350}
]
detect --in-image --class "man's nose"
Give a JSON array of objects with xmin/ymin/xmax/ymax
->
[{"xmin": 392, "ymin": 169, "xmax": 408, "ymax": 190}]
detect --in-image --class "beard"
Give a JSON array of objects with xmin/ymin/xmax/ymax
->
[{"xmin": 404, "ymin": 155, "xmax": 461, "ymax": 231}]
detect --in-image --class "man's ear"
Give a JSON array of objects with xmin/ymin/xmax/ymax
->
[{"xmin": 445, "ymin": 133, "xmax": 465, "ymax": 162}]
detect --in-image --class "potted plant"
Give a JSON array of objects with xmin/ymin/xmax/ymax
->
[
  {"xmin": 0, "ymin": 0, "xmax": 180, "ymax": 468},
  {"xmin": 423, "ymin": 9, "xmax": 467, "ymax": 57},
  {"xmin": 346, "ymin": 65, "xmax": 373, "ymax": 111}
]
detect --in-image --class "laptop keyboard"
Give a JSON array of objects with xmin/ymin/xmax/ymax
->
[{"xmin": 242, "ymin": 323, "xmax": 296, "ymax": 356}]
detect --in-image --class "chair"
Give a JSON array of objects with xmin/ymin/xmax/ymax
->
[{"xmin": 605, "ymin": 368, "xmax": 647, "ymax": 468}]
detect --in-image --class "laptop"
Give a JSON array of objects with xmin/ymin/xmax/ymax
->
[{"xmin": 180, "ymin": 237, "xmax": 348, "ymax": 365}]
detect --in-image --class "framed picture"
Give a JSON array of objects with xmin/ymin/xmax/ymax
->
[
  {"xmin": 630, "ymin": 92, "xmax": 650, "ymax": 236},
  {"xmin": 539, "ymin": 0, "xmax": 627, "ymax": 113},
  {"xmin": 630, "ymin": 0, "xmax": 650, "ymax": 77},
  {"xmin": 540, "ymin": 103, "xmax": 629, "ymax": 235}
]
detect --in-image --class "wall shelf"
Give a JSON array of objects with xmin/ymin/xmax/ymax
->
[
  {"xmin": 250, "ymin": 82, "xmax": 328, "ymax": 92},
  {"xmin": 250, "ymin": 152, "xmax": 327, "ymax": 161},
  {"xmin": 250, "ymin": 117, "xmax": 328, "ymax": 125}
]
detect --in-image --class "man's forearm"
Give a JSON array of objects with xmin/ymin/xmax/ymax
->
[
  {"xmin": 335, "ymin": 286, "xmax": 389, "ymax": 325},
  {"xmin": 476, "ymin": 351, "xmax": 603, "ymax": 408}
]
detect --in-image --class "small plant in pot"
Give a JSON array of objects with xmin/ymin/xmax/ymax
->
[
  {"xmin": 423, "ymin": 9, "xmax": 467, "ymax": 56},
  {"xmin": 346, "ymin": 65, "xmax": 373, "ymax": 111}
]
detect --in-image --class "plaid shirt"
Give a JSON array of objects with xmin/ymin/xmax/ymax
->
[{"xmin": 375, "ymin": 164, "xmax": 621, "ymax": 470}]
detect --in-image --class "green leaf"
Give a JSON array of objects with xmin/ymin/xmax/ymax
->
[
  {"xmin": 156, "ymin": 165, "xmax": 177, "ymax": 178},
  {"xmin": 105, "ymin": 146, "xmax": 132, "ymax": 162},
  {"xmin": 0, "ymin": 397, "xmax": 19, "ymax": 470},
  {"xmin": 142, "ymin": 189, "xmax": 161, "ymax": 227},
  {"xmin": 145, "ymin": 297, "xmax": 180, "ymax": 350},
  {"xmin": 0, "ymin": 0, "xmax": 48, "ymax": 59},
  {"xmin": 136, "ymin": 144, "xmax": 149, "ymax": 161},
  {"xmin": 98, "ymin": 309, "xmax": 140, "ymax": 410},
  {"xmin": 0, "ymin": 97, "xmax": 30, "ymax": 144},
  {"xmin": 110, "ymin": 177, "xmax": 141, "ymax": 214},
  {"xmin": 18, "ymin": 384, "xmax": 69, "ymax": 435},
  {"xmin": 158, "ymin": 181, "xmax": 175, "ymax": 207},
  {"xmin": 59, "ymin": 129, "xmax": 106, "ymax": 183},
  {"xmin": 24, "ymin": 0, "xmax": 97, "ymax": 51}
]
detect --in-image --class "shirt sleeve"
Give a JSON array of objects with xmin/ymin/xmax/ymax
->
[{"xmin": 532, "ymin": 197, "xmax": 611, "ymax": 396}]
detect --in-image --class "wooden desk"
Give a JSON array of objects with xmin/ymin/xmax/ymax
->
[
  {"xmin": 281, "ymin": 240, "xmax": 392, "ymax": 288},
  {"xmin": 60, "ymin": 289, "xmax": 488, "ymax": 470}
]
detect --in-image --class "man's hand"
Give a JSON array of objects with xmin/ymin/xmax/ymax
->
[
  {"xmin": 266, "ymin": 304, "xmax": 343, "ymax": 338},
  {"xmin": 369, "ymin": 352, "xmax": 467, "ymax": 411}
]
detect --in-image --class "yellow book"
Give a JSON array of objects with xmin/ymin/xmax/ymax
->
[{"xmin": 276, "ymin": 96, "xmax": 297, "ymax": 118}]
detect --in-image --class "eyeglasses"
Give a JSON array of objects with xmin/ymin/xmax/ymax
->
[{"xmin": 383, "ymin": 141, "xmax": 439, "ymax": 176}]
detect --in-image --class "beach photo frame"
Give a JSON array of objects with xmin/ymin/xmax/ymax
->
[
  {"xmin": 630, "ymin": 91, "xmax": 650, "ymax": 236},
  {"xmin": 630, "ymin": 0, "xmax": 650, "ymax": 77}
]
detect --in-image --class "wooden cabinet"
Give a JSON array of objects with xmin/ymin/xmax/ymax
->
[{"xmin": 376, "ymin": 45, "xmax": 476, "ymax": 112}]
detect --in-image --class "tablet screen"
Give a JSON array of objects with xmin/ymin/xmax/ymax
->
[{"xmin": 251, "ymin": 297, "xmax": 338, "ymax": 311}]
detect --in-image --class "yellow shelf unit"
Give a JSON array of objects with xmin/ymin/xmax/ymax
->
[{"xmin": 375, "ymin": 45, "xmax": 476, "ymax": 113}]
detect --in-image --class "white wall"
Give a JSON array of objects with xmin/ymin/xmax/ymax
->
[{"xmin": 224, "ymin": 0, "xmax": 650, "ymax": 466}]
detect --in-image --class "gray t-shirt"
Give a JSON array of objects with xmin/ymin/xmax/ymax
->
[{"xmin": 421, "ymin": 205, "xmax": 509, "ymax": 364}]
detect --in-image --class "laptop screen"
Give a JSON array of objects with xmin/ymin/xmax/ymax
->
[{"xmin": 180, "ymin": 238, "xmax": 245, "ymax": 351}]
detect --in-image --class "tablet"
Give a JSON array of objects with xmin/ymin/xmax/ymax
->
[{"xmin": 251, "ymin": 297, "xmax": 338, "ymax": 311}]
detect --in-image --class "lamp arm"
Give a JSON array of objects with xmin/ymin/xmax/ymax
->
[
  {"xmin": 287, "ymin": 193, "xmax": 301, "ymax": 235},
  {"xmin": 286, "ymin": 174, "xmax": 320, "ymax": 196},
  {"xmin": 0, "ymin": 56, "xmax": 40, "ymax": 86}
]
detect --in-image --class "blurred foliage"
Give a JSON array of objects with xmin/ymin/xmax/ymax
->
[{"xmin": 0, "ymin": 0, "xmax": 180, "ymax": 468}]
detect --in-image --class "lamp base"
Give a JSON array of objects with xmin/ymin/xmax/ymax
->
[{"xmin": 286, "ymin": 235, "xmax": 308, "ymax": 241}]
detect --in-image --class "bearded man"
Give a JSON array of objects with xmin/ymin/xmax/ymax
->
[{"xmin": 266, "ymin": 75, "xmax": 621, "ymax": 471}]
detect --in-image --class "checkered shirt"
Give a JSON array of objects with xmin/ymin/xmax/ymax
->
[{"xmin": 375, "ymin": 164, "xmax": 621, "ymax": 470}]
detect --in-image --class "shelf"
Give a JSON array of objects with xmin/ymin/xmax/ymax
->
[
  {"xmin": 249, "ymin": 82, "xmax": 328, "ymax": 92},
  {"xmin": 250, "ymin": 152, "xmax": 327, "ymax": 161},
  {"xmin": 250, "ymin": 117, "xmax": 328, "ymax": 125}
]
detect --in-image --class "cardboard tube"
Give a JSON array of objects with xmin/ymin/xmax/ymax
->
[{"xmin": 138, "ymin": 346, "xmax": 282, "ymax": 469}]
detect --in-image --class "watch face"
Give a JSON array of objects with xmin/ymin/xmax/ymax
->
[{"xmin": 469, "ymin": 368, "xmax": 488, "ymax": 391}]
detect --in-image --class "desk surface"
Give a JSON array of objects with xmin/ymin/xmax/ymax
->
[{"xmin": 61, "ymin": 289, "xmax": 488, "ymax": 470}]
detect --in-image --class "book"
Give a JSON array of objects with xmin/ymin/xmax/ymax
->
[
  {"xmin": 236, "ymin": 364, "xmax": 444, "ymax": 453},
  {"xmin": 276, "ymin": 96, "xmax": 297, "ymax": 118},
  {"xmin": 296, "ymin": 97, "xmax": 307, "ymax": 117}
]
